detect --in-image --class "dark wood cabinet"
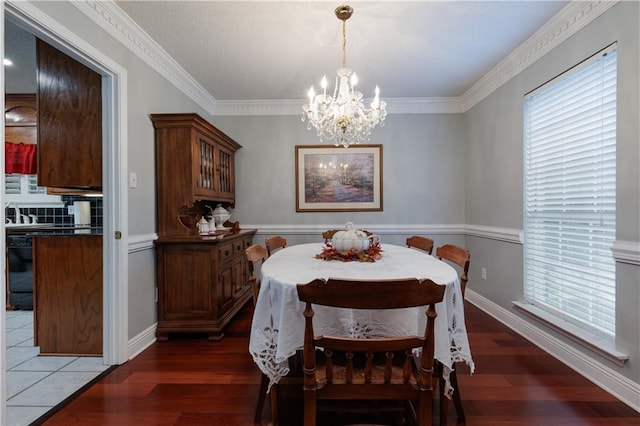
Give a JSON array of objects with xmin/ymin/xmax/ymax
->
[
  {"xmin": 151, "ymin": 113, "xmax": 253, "ymax": 340},
  {"xmin": 33, "ymin": 235, "xmax": 103, "ymax": 356},
  {"xmin": 155, "ymin": 232, "xmax": 254, "ymax": 341},
  {"xmin": 36, "ymin": 39, "xmax": 102, "ymax": 189},
  {"xmin": 151, "ymin": 113, "xmax": 240, "ymax": 238}
]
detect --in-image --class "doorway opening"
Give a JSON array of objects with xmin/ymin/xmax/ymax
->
[{"xmin": 2, "ymin": 2, "xmax": 128, "ymax": 423}]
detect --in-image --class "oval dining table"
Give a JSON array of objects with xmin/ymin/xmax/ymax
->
[{"xmin": 248, "ymin": 242, "xmax": 475, "ymax": 397}]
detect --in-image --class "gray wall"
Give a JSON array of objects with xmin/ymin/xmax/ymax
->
[
  {"xmin": 4, "ymin": 20, "xmax": 36, "ymax": 93},
  {"xmin": 11, "ymin": 0, "xmax": 637, "ymax": 394},
  {"xmin": 465, "ymin": 0, "xmax": 639, "ymax": 384},
  {"xmin": 212, "ymin": 113, "xmax": 467, "ymax": 230}
]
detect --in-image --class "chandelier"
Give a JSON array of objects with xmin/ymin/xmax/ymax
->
[{"xmin": 302, "ymin": 5, "xmax": 387, "ymax": 148}]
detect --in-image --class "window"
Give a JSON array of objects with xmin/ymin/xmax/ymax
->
[
  {"xmin": 523, "ymin": 45, "xmax": 617, "ymax": 339},
  {"xmin": 4, "ymin": 174, "xmax": 63, "ymax": 206}
]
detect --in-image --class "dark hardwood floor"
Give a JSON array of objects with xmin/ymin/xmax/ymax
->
[{"xmin": 38, "ymin": 301, "xmax": 639, "ymax": 425}]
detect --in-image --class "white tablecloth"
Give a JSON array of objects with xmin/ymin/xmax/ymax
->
[{"xmin": 248, "ymin": 243, "xmax": 474, "ymax": 395}]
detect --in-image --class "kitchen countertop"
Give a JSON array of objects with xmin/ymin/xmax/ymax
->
[{"xmin": 6, "ymin": 224, "xmax": 103, "ymax": 236}]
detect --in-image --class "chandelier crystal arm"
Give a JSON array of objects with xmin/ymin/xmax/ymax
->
[{"xmin": 302, "ymin": 4, "xmax": 387, "ymax": 148}]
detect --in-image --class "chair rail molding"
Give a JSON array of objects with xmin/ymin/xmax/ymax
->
[
  {"xmin": 245, "ymin": 224, "xmax": 466, "ymax": 236},
  {"xmin": 464, "ymin": 224, "xmax": 523, "ymax": 244},
  {"xmin": 128, "ymin": 233, "xmax": 158, "ymax": 253},
  {"xmin": 244, "ymin": 224, "xmax": 526, "ymax": 244},
  {"xmin": 611, "ymin": 240, "xmax": 640, "ymax": 266}
]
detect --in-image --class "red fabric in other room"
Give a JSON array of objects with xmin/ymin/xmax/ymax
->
[{"xmin": 5, "ymin": 142, "xmax": 37, "ymax": 174}]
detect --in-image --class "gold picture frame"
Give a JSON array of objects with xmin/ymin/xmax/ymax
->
[{"xmin": 295, "ymin": 144, "xmax": 383, "ymax": 212}]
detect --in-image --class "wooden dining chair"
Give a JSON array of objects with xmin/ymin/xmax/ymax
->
[
  {"xmin": 244, "ymin": 244, "xmax": 277, "ymax": 423},
  {"xmin": 406, "ymin": 235, "xmax": 434, "ymax": 255},
  {"xmin": 296, "ymin": 277, "xmax": 446, "ymax": 426},
  {"xmin": 435, "ymin": 243, "xmax": 471, "ymax": 424},
  {"xmin": 436, "ymin": 244, "xmax": 470, "ymax": 297},
  {"xmin": 322, "ymin": 229, "xmax": 340, "ymax": 243},
  {"xmin": 244, "ymin": 244, "xmax": 267, "ymax": 306},
  {"xmin": 265, "ymin": 236, "xmax": 287, "ymax": 257}
]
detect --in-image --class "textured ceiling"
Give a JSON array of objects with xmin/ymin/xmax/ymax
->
[
  {"xmin": 5, "ymin": 1, "xmax": 569, "ymax": 102},
  {"xmin": 114, "ymin": 1, "xmax": 569, "ymax": 101}
]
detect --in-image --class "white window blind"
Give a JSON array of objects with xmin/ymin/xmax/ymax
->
[
  {"xmin": 523, "ymin": 45, "xmax": 617, "ymax": 338},
  {"xmin": 4, "ymin": 174, "xmax": 62, "ymax": 205}
]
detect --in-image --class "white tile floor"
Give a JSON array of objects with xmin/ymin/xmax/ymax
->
[{"xmin": 5, "ymin": 310, "xmax": 109, "ymax": 426}]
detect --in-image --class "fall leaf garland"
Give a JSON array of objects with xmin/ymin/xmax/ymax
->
[{"xmin": 314, "ymin": 242, "xmax": 383, "ymax": 262}]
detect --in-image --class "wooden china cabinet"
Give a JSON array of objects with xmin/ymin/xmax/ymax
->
[{"xmin": 151, "ymin": 113, "xmax": 254, "ymax": 341}]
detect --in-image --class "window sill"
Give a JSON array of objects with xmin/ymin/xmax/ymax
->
[{"xmin": 512, "ymin": 301, "xmax": 628, "ymax": 366}]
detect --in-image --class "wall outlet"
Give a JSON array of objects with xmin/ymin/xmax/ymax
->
[
  {"xmin": 67, "ymin": 205, "xmax": 75, "ymax": 215},
  {"xmin": 481, "ymin": 267, "xmax": 487, "ymax": 280}
]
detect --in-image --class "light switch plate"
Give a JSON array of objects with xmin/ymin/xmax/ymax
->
[{"xmin": 129, "ymin": 172, "xmax": 137, "ymax": 188}]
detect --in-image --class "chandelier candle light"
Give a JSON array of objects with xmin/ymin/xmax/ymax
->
[{"xmin": 303, "ymin": 5, "xmax": 387, "ymax": 148}]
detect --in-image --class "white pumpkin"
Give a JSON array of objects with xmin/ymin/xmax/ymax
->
[{"xmin": 331, "ymin": 222, "xmax": 371, "ymax": 252}]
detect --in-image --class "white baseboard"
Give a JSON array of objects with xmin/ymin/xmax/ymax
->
[
  {"xmin": 127, "ymin": 323, "xmax": 157, "ymax": 360},
  {"xmin": 465, "ymin": 289, "xmax": 640, "ymax": 413}
]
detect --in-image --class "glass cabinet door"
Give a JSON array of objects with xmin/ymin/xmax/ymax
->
[
  {"xmin": 215, "ymin": 145, "xmax": 235, "ymax": 201},
  {"xmin": 194, "ymin": 133, "xmax": 217, "ymax": 198}
]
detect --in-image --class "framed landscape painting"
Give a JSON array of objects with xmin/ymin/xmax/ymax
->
[{"xmin": 295, "ymin": 144, "xmax": 383, "ymax": 212}]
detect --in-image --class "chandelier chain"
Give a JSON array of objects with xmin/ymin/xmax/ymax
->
[{"xmin": 342, "ymin": 19, "xmax": 347, "ymax": 70}]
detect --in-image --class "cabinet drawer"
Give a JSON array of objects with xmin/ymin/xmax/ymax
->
[
  {"xmin": 218, "ymin": 243, "xmax": 235, "ymax": 263},
  {"xmin": 232, "ymin": 239, "xmax": 246, "ymax": 256}
]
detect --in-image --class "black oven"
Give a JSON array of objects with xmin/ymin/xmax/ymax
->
[{"xmin": 7, "ymin": 234, "xmax": 33, "ymax": 310}]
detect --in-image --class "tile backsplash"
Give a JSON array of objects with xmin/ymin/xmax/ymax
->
[{"xmin": 6, "ymin": 196, "xmax": 103, "ymax": 227}]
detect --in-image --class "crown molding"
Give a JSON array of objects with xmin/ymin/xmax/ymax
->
[
  {"xmin": 461, "ymin": 0, "xmax": 618, "ymax": 111},
  {"xmin": 213, "ymin": 97, "xmax": 465, "ymax": 116},
  {"xmin": 71, "ymin": 0, "xmax": 217, "ymax": 115},
  {"xmin": 71, "ymin": 0, "xmax": 616, "ymax": 116}
]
